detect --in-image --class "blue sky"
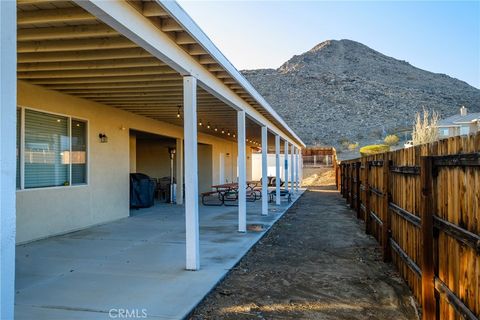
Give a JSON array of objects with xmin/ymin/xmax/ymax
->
[{"xmin": 177, "ymin": 0, "xmax": 480, "ymax": 88}]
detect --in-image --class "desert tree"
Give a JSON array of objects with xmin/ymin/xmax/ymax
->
[{"xmin": 412, "ymin": 107, "xmax": 439, "ymax": 146}]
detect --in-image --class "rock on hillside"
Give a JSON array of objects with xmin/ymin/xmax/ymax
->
[{"xmin": 242, "ymin": 39, "xmax": 480, "ymax": 158}]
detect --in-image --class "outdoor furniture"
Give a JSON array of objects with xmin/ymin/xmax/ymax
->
[
  {"xmin": 268, "ymin": 189, "xmax": 291, "ymax": 203},
  {"xmin": 130, "ymin": 173, "xmax": 156, "ymax": 208},
  {"xmin": 156, "ymin": 176, "xmax": 172, "ymax": 202},
  {"xmin": 267, "ymin": 176, "xmax": 284, "ymax": 187}
]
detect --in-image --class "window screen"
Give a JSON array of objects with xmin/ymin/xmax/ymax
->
[{"xmin": 24, "ymin": 109, "xmax": 70, "ymax": 188}]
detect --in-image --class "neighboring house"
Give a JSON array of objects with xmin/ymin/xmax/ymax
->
[{"xmin": 438, "ymin": 106, "xmax": 480, "ymax": 138}]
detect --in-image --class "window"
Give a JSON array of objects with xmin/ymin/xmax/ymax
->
[
  {"xmin": 439, "ymin": 128, "xmax": 449, "ymax": 137},
  {"xmin": 17, "ymin": 108, "xmax": 88, "ymax": 189},
  {"xmin": 460, "ymin": 126, "xmax": 469, "ymax": 136},
  {"xmin": 71, "ymin": 119, "xmax": 87, "ymax": 184}
]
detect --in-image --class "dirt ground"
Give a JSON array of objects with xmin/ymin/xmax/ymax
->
[
  {"xmin": 301, "ymin": 167, "xmax": 336, "ymax": 187},
  {"xmin": 189, "ymin": 180, "xmax": 419, "ymax": 319}
]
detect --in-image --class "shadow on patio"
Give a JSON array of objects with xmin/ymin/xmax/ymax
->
[{"xmin": 15, "ymin": 191, "xmax": 304, "ymax": 320}]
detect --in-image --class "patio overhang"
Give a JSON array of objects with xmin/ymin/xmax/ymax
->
[{"xmin": 16, "ymin": 0, "xmax": 305, "ymax": 148}]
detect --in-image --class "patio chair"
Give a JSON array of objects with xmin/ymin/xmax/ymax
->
[
  {"xmin": 268, "ymin": 176, "xmax": 284, "ymax": 187},
  {"xmin": 268, "ymin": 189, "xmax": 291, "ymax": 203}
]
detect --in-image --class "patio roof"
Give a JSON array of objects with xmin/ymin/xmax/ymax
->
[{"xmin": 16, "ymin": 0, "xmax": 305, "ymax": 148}]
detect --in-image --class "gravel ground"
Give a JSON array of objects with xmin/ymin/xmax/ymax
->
[{"xmin": 189, "ymin": 183, "xmax": 419, "ymax": 320}]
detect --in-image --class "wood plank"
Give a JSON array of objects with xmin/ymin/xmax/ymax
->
[
  {"xmin": 18, "ymin": 37, "xmax": 137, "ymax": 53},
  {"xmin": 17, "ymin": 24, "xmax": 117, "ymax": 41},
  {"xmin": 26, "ymin": 74, "xmax": 181, "ymax": 84},
  {"xmin": 383, "ymin": 155, "xmax": 392, "ymax": 262},
  {"xmin": 18, "ymin": 66, "xmax": 176, "ymax": 78},
  {"xmin": 18, "ymin": 57, "xmax": 166, "ymax": 72},
  {"xmin": 142, "ymin": 1, "xmax": 169, "ymax": 17},
  {"xmin": 17, "ymin": 7, "xmax": 95, "ymax": 26},
  {"xmin": 420, "ymin": 156, "xmax": 437, "ymax": 320},
  {"xmin": 18, "ymin": 48, "xmax": 151, "ymax": 63}
]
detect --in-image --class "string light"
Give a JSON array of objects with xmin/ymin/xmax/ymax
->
[
  {"xmin": 233, "ymin": 134, "xmax": 236, "ymax": 138},
  {"xmin": 214, "ymin": 126, "xmax": 218, "ymax": 132},
  {"xmin": 176, "ymin": 105, "xmax": 181, "ymax": 118},
  {"xmin": 221, "ymin": 129, "xmax": 225, "ymax": 134},
  {"xmin": 227, "ymin": 130, "xmax": 231, "ymax": 136},
  {"xmin": 207, "ymin": 122, "xmax": 211, "ymax": 129},
  {"xmin": 198, "ymin": 119, "xmax": 203, "ymax": 126}
]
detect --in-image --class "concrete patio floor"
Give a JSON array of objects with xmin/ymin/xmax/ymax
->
[{"xmin": 15, "ymin": 190, "xmax": 305, "ymax": 320}]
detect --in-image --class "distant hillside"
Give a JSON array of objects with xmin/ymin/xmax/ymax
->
[{"xmin": 242, "ymin": 39, "xmax": 480, "ymax": 158}]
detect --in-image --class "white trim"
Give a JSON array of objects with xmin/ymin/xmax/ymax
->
[
  {"xmin": 261, "ymin": 126, "xmax": 268, "ymax": 216},
  {"xmin": 158, "ymin": 1, "xmax": 305, "ymax": 148},
  {"xmin": 183, "ymin": 76, "xmax": 200, "ymax": 271},
  {"xmin": 275, "ymin": 135, "xmax": 281, "ymax": 206},
  {"xmin": 0, "ymin": 1, "xmax": 17, "ymax": 318},
  {"xmin": 237, "ymin": 110, "xmax": 247, "ymax": 232},
  {"xmin": 74, "ymin": 0, "xmax": 304, "ymax": 149}
]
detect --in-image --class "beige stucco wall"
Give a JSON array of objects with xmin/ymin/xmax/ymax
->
[
  {"xmin": 16, "ymin": 81, "xmax": 249, "ymax": 244},
  {"xmin": 135, "ymin": 138, "xmax": 174, "ymax": 179}
]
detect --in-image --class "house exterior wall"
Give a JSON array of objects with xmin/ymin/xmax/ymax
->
[
  {"xmin": 136, "ymin": 139, "xmax": 174, "ymax": 179},
  {"xmin": 16, "ymin": 81, "xmax": 245, "ymax": 244}
]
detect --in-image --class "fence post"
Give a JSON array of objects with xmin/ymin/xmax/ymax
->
[
  {"xmin": 420, "ymin": 156, "xmax": 436, "ymax": 320},
  {"xmin": 340, "ymin": 164, "xmax": 344, "ymax": 197},
  {"xmin": 356, "ymin": 162, "xmax": 361, "ymax": 219},
  {"xmin": 382, "ymin": 154, "xmax": 391, "ymax": 262},
  {"xmin": 335, "ymin": 163, "xmax": 339, "ymax": 191},
  {"xmin": 350, "ymin": 163, "xmax": 355, "ymax": 209},
  {"xmin": 365, "ymin": 160, "xmax": 371, "ymax": 234}
]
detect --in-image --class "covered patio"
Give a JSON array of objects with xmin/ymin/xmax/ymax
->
[
  {"xmin": 0, "ymin": 1, "xmax": 306, "ymax": 319},
  {"xmin": 15, "ymin": 192, "xmax": 304, "ymax": 319}
]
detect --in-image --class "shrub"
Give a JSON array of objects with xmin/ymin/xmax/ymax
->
[
  {"xmin": 359, "ymin": 144, "xmax": 390, "ymax": 157},
  {"xmin": 412, "ymin": 108, "xmax": 439, "ymax": 145},
  {"xmin": 348, "ymin": 142, "xmax": 359, "ymax": 151},
  {"xmin": 384, "ymin": 134, "xmax": 399, "ymax": 146}
]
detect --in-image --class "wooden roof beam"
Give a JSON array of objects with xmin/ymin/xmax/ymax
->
[
  {"xmin": 18, "ymin": 37, "xmax": 137, "ymax": 53},
  {"xmin": 187, "ymin": 44, "xmax": 207, "ymax": 56},
  {"xmin": 41, "ymin": 80, "xmax": 183, "ymax": 90},
  {"xmin": 198, "ymin": 55, "xmax": 217, "ymax": 65},
  {"xmin": 18, "ymin": 57, "xmax": 166, "ymax": 72},
  {"xmin": 18, "ymin": 24, "xmax": 118, "ymax": 41},
  {"xmin": 18, "ymin": 48, "xmax": 153, "ymax": 63},
  {"xmin": 26, "ymin": 74, "xmax": 181, "ymax": 84},
  {"xmin": 175, "ymin": 32, "xmax": 196, "ymax": 45},
  {"xmin": 161, "ymin": 18, "xmax": 183, "ymax": 32},
  {"xmin": 142, "ymin": 1, "xmax": 170, "ymax": 17},
  {"xmin": 17, "ymin": 7, "xmax": 96, "ymax": 26},
  {"xmin": 18, "ymin": 66, "xmax": 177, "ymax": 79}
]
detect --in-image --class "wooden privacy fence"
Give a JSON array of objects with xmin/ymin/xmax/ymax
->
[{"xmin": 338, "ymin": 133, "xmax": 479, "ymax": 320}]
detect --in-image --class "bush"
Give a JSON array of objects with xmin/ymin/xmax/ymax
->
[
  {"xmin": 359, "ymin": 144, "xmax": 390, "ymax": 157},
  {"xmin": 348, "ymin": 142, "xmax": 359, "ymax": 151},
  {"xmin": 384, "ymin": 134, "xmax": 399, "ymax": 146}
]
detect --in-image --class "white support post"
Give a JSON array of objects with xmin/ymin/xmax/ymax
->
[
  {"xmin": 290, "ymin": 145, "xmax": 295, "ymax": 194},
  {"xmin": 275, "ymin": 135, "xmax": 281, "ymax": 205},
  {"xmin": 0, "ymin": 1, "xmax": 17, "ymax": 318},
  {"xmin": 261, "ymin": 126, "xmax": 268, "ymax": 216},
  {"xmin": 176, "ymin": 138, "xmax": 183, "ymax": 205},
  {"xmin": 284, "ymin": 141, "xmax": 289, "ymax": 192},
  {"xmin": 295, "ymin": 148, "xmax": 299, "ymax": 192},
  {"xmin": 183, "ymin": 76, "xmax": 199, "ymax": 270},
  {"xmin": 237, "ymin": 110, "xmax": 247, "ymax": 232}
]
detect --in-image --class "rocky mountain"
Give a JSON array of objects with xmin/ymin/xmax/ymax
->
[{"xmin": 241, "ymin": 39, "xmax": 480, "ymax": 158}]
